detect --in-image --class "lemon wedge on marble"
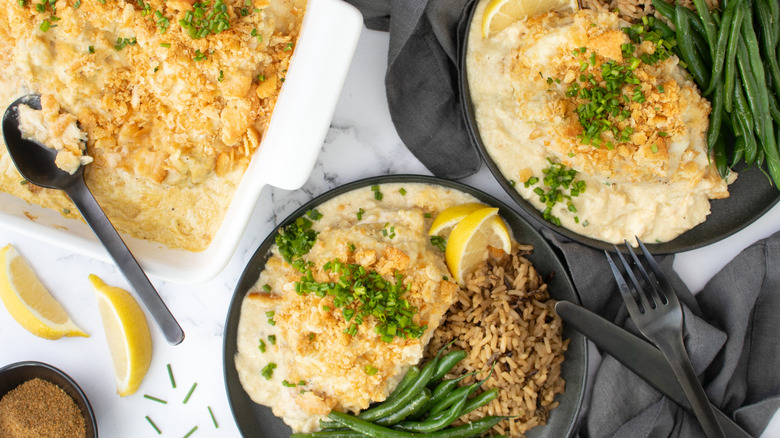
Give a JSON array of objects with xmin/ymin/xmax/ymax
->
[
  {"xmin": 0, "ymin": 244, "xmax": 88, "ymax": 339},
  {"xmin": 90, "ymin": 274, "xmax": 152, "ymax": 397},
  {"xmin": 445, "ymin": 208, "xmax": 511, "ymax": 284},
  {"xmin": 481, "ymin": 0, "xmax": 579, "ymax": 38}
]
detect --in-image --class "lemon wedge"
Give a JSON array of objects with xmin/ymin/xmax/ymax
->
[
  {"xmin": 429, "ymin": 203, "xmax": 489, "ymax": 236},
  {"xmin": 445, "ymin": 208, "xmax": 512, "ymax": 284},
  {"xmin": 90, "ymin": 274, "xmax": 152, "ymax": 397},
  {"xmin": 481, "ymin": 0, "xmax": 579, "ymax": 38},
  {"xmin": 0, "ymin": 244, "xmax": 88, "ymax": 339}
]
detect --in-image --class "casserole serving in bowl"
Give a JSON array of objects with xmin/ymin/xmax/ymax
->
[
  {"xmin": 0, "ymin": 0, "xmax": 363, "ymax": 283},
  {"xmin": 223, "ymin": 175, "xmax": 587, "ymax": 437},
  {"xmin": 459, "ymin": 0, "xmax": 779, "ymax": 253}
]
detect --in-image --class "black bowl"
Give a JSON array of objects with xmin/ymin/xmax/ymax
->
[
  {"xmin": 223, "ymin": 174, "xmax": 588, "ymax": 438},
  {"xmin": 0, "ymin": 361, "xmax": 98, "ymax": 438},
  {"xmin": 458, "ymin": 0, "xmax": 780, "ymax": 254}
]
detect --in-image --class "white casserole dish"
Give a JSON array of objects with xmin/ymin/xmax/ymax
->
[{"xmin": 0, "ymin": 0, "xmax": 363, "ymax": 284}]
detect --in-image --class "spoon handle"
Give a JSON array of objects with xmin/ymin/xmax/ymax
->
[{"xmin": 65, "ymin": 180, "xmax": 185, "ymax": 345}]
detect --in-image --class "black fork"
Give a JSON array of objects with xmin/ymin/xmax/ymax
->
[{"xmin": 605, "ymin": 238, "xmax": 725, "ymax": 438}]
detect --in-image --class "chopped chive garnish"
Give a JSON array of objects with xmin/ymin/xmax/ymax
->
[
  {"xmin": 430, "ymin": 235, "xmax": 446, "ymax": 252},
  {"xmin": 20, "ymin": 180, "xmax": 27, "ymax": 185},
  {"xmin": 144, "ymin": 394, "xmax": 168, "ymax": 404},
  {"xmin": 424, "ymin": 212, "xmax": 431, "ymax": 218},
  {"xmin": 282, "ymin": 380, "xmax": 296, "ymax": 387},
  {"xmin": 364, "ymin": 364, "xmax": 378, "ymax": 375},
  {"xmin": 183, "ymin": 425, "xmax": 198, "ymax": 438},
  {"xmin": 371, "ymin": 185, "xmax": 383, "ymax": 201},
  {"xmin": 258, "ymin": 339, "xmax": 266, "ymax": 352},
  {"xmin": 208, "ymin": 406, "xmax": 218, "ymax": 428},
  {"xmin": 306, "ymin": 209, "xmax": 322, "ymax": 220},
  {"xmin": 39, "ymin": 19, "xmax": 51, "ymax": 32},
  {"xmin": 88, "ymin": 45, "xmax": 95, "ymax": 53},
  {"xmin": 356, "ymin": 208, "xmax": 364, "ymax": 220},
  {"xmin": 182, "ymin": 382, "xmax": 197, "ymax": 404},
  {"xmin": 398, "ymin": 188, "xmax": 407, "ymax": 196},
  {"xmin": 298, "ymin": 380, "xmax": 306, "ymax": 386},
  {"xmin": 268, "ymin": 334, "xmax": 276, "ymax": 345},
  {"xmin": 217, "ymin": 69, "xmax": 224, "ymax": 82},
  {"xmin": 167, "ymin": 363, "xmax": 176, "ymax": 388},
  {"xmin": 160, "ymin": 42, "xmax": 170, "ymax": 48},
  {"xmin": 261, "ymin": 363, "xmax": 276, "ymax": 380},
  {"xmin": 145, "ymin": 416, "xmax": 162, "ymax": 434},
  {"xmin": 262, "ymin": 284, "xmax": 271, "ymax": 292}
]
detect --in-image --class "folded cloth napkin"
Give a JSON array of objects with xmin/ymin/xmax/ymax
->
[
  {"xmin": 343, "ymin": 1, "xmax": 780, "ymax": 436},
  {"xmin": 546, "ymin": 228, "xmax": 780, "ymax": 438},
  {"xmin": 343, "ymin": 0, "xmax": 479, "ymax": 179}
]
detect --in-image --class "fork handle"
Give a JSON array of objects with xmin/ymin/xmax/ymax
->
[{"xmin": 658, "ymin": 333, "xmax": 726, "ymax": 438}]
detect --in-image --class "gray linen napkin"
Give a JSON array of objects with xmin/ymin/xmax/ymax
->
[
  {"xmin": 343, "ymin": 0, "xmax": 780, "ymax": 436},
  {"xmin": 344, "ymin": 0, "xmax": 479, "ymax": 179},
  {"xmin": 545, "ymin": 228, "xmax": 780, "ymax": 438}
]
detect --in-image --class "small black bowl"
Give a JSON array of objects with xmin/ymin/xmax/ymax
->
[{"xmin": 0, "ymin": 361, "xmax": 98, "ymax": 438}]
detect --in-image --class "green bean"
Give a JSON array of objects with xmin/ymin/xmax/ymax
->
[
  {"xmin": 676, "ymin": 4, "xmax": 711, "ymax": 89},
  {"xmin": 652, "ymin": 0, "xmax": 676, "ymax": 22},
  {"xmin": 732, "ymin": 135, "xmax": 746, "ymax": 167},
  {"xmin": 422, "ymin": 416, "xmax": 508, "ymax": 438},
  {"xmin": 385, "ymin": 366, "xmax": 420, "ymax": 403},
  {"xmin": 734, "ymin": 81, "xmax": 758, "ymax": 164},
  {"xmin": 705, "ymin": 0, "xmax": 740, "ymax": 95},
  {"xmin": 459, "ymin": 387, "xmax": 499, "ymax": 415},
  {"xmin": 769, "ymin": 94, "xmax": 780, "ymax": 125},
  {"xmin": 740, "ymin": 10, "xmax": 780, "ymax": 185},
  {"xmin": 328, "ymin": 410, "xmax": 412, "ymax": 438},
  {"xmin": 426, "ymin": 384, "xmax": 473, "ymax": 418},
  {"xmin": 692, "ymin": 0, "xmax": 719, "ymax": 59},
  {"xmin": 707, "ymin": 81, "xmax": 725, "ymax": 153},
  {"xmin": 714, "ymin": 133, "xmax": 729, "ymax": 177},
  {"xmin": 358, "ymin": 355, "xmax": 438, "ymax": 421},
  {"xmin": 430, "ymin": 350, "xmax": 467, "ymax": 383},
  {"xmin": 723, "ymin": 1, "xmax": 745, "ymax": 112},
  {"xmin": 375, "ymin": 388, "xmax": 431, "ymax": 426},
  {"xmin": 395, "ymin": 388, "xmax": 471, "ymax": 433},
  {"xmin": 418, "ymin": 387, "xmax": 501, "ymax": 427},
  {"xmin": 651, "ymin": 16, "xmax": 677, "ymax": 41},
  {"xmin": 417, "ymin": 373, "xmax": 474, "ymax": 417},
  {"xmin": 679, "ymin": 5, "xmax": 710, "ymax": 43},
  {"xmin": 756, "ymin": 0, "xmax": 780, "ymax": 95},
  {"xmin": 291, "ymin": 432, "xmax": 364, "ymax": 438}
]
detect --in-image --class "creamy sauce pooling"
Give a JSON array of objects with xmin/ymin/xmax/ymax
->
[
  {"xmin": 235, "ymin": 183, "xmax": 477, "ymax": 432},
  {"xmin": 467, "ymin": 2, "xmax": 734, "ymax": 244}
]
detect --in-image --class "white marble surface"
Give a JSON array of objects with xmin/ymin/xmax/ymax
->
[{"xmin": 1, "ymin": 26, "xmax": 779, "ymax": 438}]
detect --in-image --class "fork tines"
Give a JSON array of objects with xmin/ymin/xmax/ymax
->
[{"xmin": 605, "ymin": 238, "xmax": 677, "ymax": 315}]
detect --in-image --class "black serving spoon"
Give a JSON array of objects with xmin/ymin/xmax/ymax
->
[{"xmin": 2, "ymin": 94, "xmax": 184, "ymax": 345}]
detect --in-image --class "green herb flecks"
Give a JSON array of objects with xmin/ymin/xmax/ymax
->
[
  {"xmin": 114, "ymin": 37, "xmax": 137, "ymax": 51},
  {"xmin": 526, "ymin": 159, "xmax": 586, "ymax": 227},
  {"xmin": 430, "ymin": 235, "xmax": 446, "ymax": 252},
  {"xmin": 275, "ymin": 213, "xmax": 320, "ymax": 271},
  {"xmin": 179, "ymin": 0, "xmax": 230, "ymax": 39},
  {"xmin": 295, "ymin": 259, "xmax": 426, "ymax": 342},
  {"xmin": 261, "ymin": 363, "xmax": 276, "ymax": 380}
]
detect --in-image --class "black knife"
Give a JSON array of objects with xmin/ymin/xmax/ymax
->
[{"xmin": 555, "ymin": 300, "xmax": 752, "ymax": 438}]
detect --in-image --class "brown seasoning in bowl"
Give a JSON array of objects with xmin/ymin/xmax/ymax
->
[{"xmin": 0, "ymin": 378, "xmax": 86, "ymax": 438}]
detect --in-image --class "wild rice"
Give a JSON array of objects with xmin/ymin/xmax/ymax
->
[
  {"xmin": 426, "ymin": 244, "xmax": 569, "ymax": 437},
  {"xmin": 582, "ymin": 0, "xmax": 719, "ymax": 22}
]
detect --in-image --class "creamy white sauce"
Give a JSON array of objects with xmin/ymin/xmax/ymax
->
[
  {"xmin": 235, "ymin": 183, "xmax": 479, "ymax": 432},
  {"xmin": 18, "ymin": 103, "xmax": 91, "ymax": 175},
  {"xmin": 467, "ymin": 1, "xmax": 733, "ymax": 245}
]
